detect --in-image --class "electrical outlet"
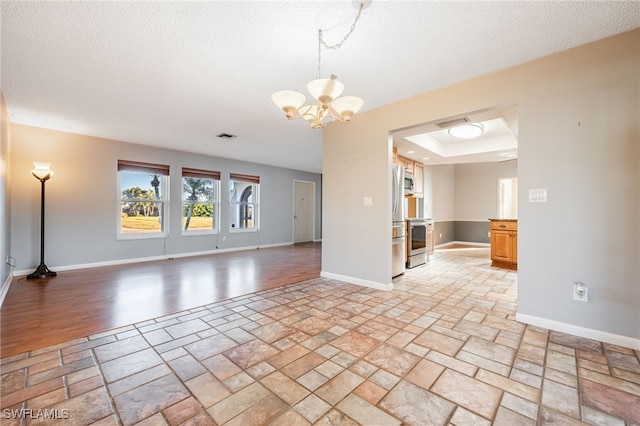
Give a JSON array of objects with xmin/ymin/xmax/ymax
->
[{"xmin": 574, "ymin": 282, "xmax": 589, "ymax": 302}]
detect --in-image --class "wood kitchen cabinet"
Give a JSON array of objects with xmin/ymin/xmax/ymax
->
[
  {"xmin": 396, "ymin": 155, "xmax": 415, "ymax": 174},
  {"xmin": 490, "ymin": 219, "xmax": 517, "ymax": 269}
]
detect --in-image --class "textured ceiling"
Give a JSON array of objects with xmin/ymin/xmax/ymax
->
[{"xmin": 2, "ymin": 1, "xmax": 638, "ymax": 173}]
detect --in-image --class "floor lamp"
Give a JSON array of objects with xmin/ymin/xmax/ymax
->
[{"xmin": 27, "ymin": 162, "xmax": 57, "ymax": 279}]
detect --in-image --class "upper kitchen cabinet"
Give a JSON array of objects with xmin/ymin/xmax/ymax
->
[
  {"xmin": 392, "ymin": 147, "xmax": 424, "ymax": 198},
  {"xmin": 413, "ymin": 163, "xmax": 424, "ymax": 197},
  {"xmin": 393, "ymin": 151, "xmax": 415, "ymax": 174},
  {"xmin": 396, "ymin": 155, "xmax": 415, "ymax": 175}
]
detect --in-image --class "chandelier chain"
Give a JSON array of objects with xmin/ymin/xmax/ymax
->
[
  {"xmin": 320, "ymin": 2, "xmax": 365, "ymax": 51},
  {"xmin": 317, "ymin": 2, "xmax": 366, "ymax": 78}
]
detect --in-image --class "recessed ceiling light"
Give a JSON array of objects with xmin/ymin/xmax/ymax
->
[
  {"xmin": 407, "ymin": 150, "xmax": 415, "ymax": 154},
  {"xmin": 448, "ymin": 123, "xmax": 484, "ymax": 139}
]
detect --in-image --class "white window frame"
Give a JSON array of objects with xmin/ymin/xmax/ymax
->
[
  {"xmin": 117, "ymin": 161, "xmax": 169, "ymax": 240},
  {"xmin": 229, "ymin": 174, "xmax": 260, "ymax": 233},
  {"xmin": 181, "ymin": 168, "xmax": 221, "ymax": 236}
]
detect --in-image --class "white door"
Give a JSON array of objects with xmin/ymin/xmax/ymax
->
[{"xmin": 293, "ymin": 181, "xmax": 315, "ymax": 243}]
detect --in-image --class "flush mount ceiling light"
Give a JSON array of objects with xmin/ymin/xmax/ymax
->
[
  {"xmin": 272, "ymin": 1, "xmax": 370, "ymax": 129},
  {"xmin": 448, "ymin": 123, "xmax": 485, "ymax": 139}
]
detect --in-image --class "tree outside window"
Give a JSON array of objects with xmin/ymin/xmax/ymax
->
[
  {"xmin": 118, "ymin": 160, "xmax": 169, "ymax": 238},
  {"xmin": 229, "ymin": 173, "xmax": 260, "ymax": 231},
  {"xmin": 182, "ymin": 168, "xmax": 220, "ymax": 234}
]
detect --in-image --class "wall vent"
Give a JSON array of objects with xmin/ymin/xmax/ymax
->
[
  {"xmin": 216, "ymin": 133, "xmax": 237, "ymax": 139},
  {"xmin": 435, "ymin": 117, "xmax": 470, "ymax": 129}
]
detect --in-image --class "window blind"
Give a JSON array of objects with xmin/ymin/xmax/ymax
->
[
  {"xmin": 182, "ymin": 167, "xmax": 221, "ymax": 180},
  {"xmin": 229, "ymin": 173, "xmax": 260, "ymax": 184},
  {"xmin": 118, "ymin": 160, "xmax": 169, "ymax": 175}
]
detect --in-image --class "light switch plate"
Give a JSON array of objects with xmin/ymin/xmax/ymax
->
[
  {"xmin": 529, "ymin": 188, "xmax": 548, "ymax": 203},
  {"xmin": 363, "ymin": 196, "xmax": 373, "ymax": 207}
]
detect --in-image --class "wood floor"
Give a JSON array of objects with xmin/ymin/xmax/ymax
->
[{"xmin": 0, "ymin": 243, "xmax": 321, "ymax": 358}]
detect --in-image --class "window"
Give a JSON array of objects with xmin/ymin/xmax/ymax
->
[
  {"xmin": 118, "ymin": 160, "xmax": 169, "ymax": 238},
  {"xmin": 182, "ymin": 167, "xmax": 220, "ymax": 234},
  {"xmin": 229, "ymin": 173, "xmax": 260, "ymax": 231}
]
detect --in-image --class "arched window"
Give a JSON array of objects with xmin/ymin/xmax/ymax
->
[{"xmin": 239, "ymin": 186, "xmax": 253, "ymax": 228}]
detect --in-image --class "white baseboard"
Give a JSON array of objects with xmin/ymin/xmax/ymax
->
[
  {"xmin": 435, "ymin": 241, "xmax": 490, "ymax": 249},
  {"xmin": 0, "ymin": 273, "xmax": 12, "ymax": 308},
  {"xmin": 516, "ymin": 312, "xmax": 640, "ymax": 351},
  {"xmin": 320, "ymin": 271, "xmax": 393, "ymax": 291},
  {"xmin": 13, "ymin": 242, "xmax": 294, "ymax": 276}
]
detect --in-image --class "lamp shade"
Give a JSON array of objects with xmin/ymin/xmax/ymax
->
[
  {"xmin": 307, "ymin": 78, "xmax": 344, "ymax": 101},
  {"xmin": 32, "ymin": 162, "xmax": 53, "ymax": 181},
  {"xmin": 331, "ymin": 96, "xmax": 364, "ymax": 118},
  {"xmin": 271, "ymin": 90, "xmax": 306, "ymax": 110}
]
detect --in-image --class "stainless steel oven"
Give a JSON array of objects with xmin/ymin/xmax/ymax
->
[{"xmin": 406, "ymin": 218, "xmax": 427, "ymax": 268}]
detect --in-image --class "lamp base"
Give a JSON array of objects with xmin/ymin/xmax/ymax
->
[{"xmin": 26, "ymin": 263, "xmax": 57, "ymax": 280}]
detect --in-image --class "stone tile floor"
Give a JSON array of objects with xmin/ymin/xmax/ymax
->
[{"xmin": 1, "ymin": 248, "xmax": 639, "ymax": 425}]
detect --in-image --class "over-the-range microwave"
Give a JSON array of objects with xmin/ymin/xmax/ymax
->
[{"xmin": 404, "ymin": 172, "xmax": 414, "ymax": 195}]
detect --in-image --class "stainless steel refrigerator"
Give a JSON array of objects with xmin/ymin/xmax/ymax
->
[{"xmin": 392, "ymin": 164, "xmax": 406, "ymax": 277}]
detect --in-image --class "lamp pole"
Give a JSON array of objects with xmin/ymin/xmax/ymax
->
[{"xmin": 27, "ymin": 162, "xmax": 57, "ymax": 279}]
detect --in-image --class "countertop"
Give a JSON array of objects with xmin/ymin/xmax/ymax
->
[
  {"xmin": 406, "ymin": 217, "xmax": 434, "ymax": 222},
  {"xmin": 488, "ymin": 218, "xmax": 517, "ymax": 222}
]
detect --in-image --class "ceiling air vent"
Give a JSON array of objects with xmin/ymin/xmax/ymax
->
[
  {"xmin": 435, "ymin": 117, "xmax": 470, "ymax": 129},
  {"xmin": 216, "ymin": 133, "xmax": 237, "ymax": 139}
]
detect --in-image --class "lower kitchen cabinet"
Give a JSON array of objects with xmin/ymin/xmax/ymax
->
[{"xmin": 490, "ymin": 219, "xmax": 517, "ymax": 269}]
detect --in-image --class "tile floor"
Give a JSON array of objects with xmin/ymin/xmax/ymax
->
[{"xmin": 1, "ymin": 248, "xmax": 639, "ymax": 425}]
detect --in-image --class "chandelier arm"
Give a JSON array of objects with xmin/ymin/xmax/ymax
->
[
  {"xmin": 298, "ymin": 105, "xmax": 315, "ymax": 119},
  {"xmin": 327, "ymin": 108, "xmax": 348, "ymax": 124}
]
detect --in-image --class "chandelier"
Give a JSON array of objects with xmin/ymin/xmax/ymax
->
[{"xmin": 272, "ymin": 1, "xmax": 370, "ymax": 129}]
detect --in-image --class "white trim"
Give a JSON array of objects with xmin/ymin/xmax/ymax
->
[
  {"xmin": 13, "ymin": 242, "xmax": 294, "ymax": 276},
  {"xmin": 516, "ymin": 312, "xmax": 640, "ymax": 351},
  {"xmin": 435, "ymin": 241, "xmax": 490, "ymax": 249},
  {"xmin": 0, "ymin": 273, "xmax": 13, "ymax": 308},
  {"xmin": 320, "ymin": 271, "xmax": 394, "ymax": 291}
]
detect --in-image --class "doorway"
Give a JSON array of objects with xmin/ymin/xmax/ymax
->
[
  {"xmin": 293, "ymin": 180, "xmax": 315, "ymax": 243},
  {"xmin": 498, "ymin": 177, "xmax": 518, "ymax": 219}
]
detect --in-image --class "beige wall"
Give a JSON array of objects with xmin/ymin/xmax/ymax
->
[{"xmin": 323, "ymin": 29, "xmax": 639, "ymax": 345}]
